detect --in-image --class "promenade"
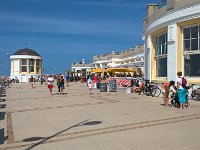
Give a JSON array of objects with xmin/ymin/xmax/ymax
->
[{"xmin": 1, "ymin": 82, "xmax": 200, "ymax": 150}]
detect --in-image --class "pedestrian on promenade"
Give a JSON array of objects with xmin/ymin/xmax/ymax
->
[
  {"xmin": 87, "ymin": 77, "xmax": 93, "ymax": 95},
  {"xmin": 56, "ymin": 74, "xmax": 61, "ymax": 94},
  {"xmin": 29, "ymin": 76, "xmax": 35, "ymax": 88},
  {"xmin": 65, "ymin": 74, "xmax": 70, "ymax": 87},
  {"xmin": 92, "ymin": 74, "xmax": 99, "ymax": 89},
  {"xmin": 59, "ymin": 76, "xmax": 65, "ymax": 95},
  {"xmin": 161, "ymin": 80, "xmax": 175, "ymax": 107},
  {"xmin": 176, "ymin": 71, "xmax": 188, "ymax": 109},
  {"xmin": 40, "ymin": 74, "xmax": 44, "ymax": 85},
  {"xmin": 47, "ymin": 75, "xmax": 54, "ymax": 95}
]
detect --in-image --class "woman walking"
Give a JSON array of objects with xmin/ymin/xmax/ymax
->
[
  {"xmin": 59, "ymin": 76, "xmax": 65, "ymax": 95},
  {"xmin": 47, "ymin": 75, "xmax": 54, "ymax": 95}
]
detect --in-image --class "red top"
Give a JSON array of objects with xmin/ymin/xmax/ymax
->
[{"xmin": 92, "ymin": 76, "xmax": 98, "ymax": 83}]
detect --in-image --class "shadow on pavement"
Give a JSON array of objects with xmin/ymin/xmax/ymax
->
[
  {"xmin": 0, "ymin": 112, "xmax": 5, "ymax": 120},
  {"xmin": 0, "ymin": 104, "xmax": 6, "ymax": 109},
  {"xmin": 23, "ymin": 120, "xmax": 102, "ymax": 150},
  {"xmin": 0, "ymin": 128, "xmax": 6, "ymax": 144}
]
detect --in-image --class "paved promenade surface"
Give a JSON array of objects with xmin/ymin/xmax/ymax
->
[{"xmin": 1, "ymin": 82, "xmax": 200, "ymax": 150}]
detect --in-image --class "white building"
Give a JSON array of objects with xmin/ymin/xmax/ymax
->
[
  {"xmin": 93, "ymin": 46, "xmax": 144, "ymax": 76},
  {"xmin": 71, "ymin": 59, "xmax": 93, "ymax": 77},
  {"xmin": 10, "ymin": 48, "xmax": 42, "ymax": 82},
  {"xmin": 143, "ymin": 0, "xmax": 200, "ymax": 84}
]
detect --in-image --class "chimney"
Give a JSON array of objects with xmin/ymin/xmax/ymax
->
[
  {"xmin": 147, "ymin": 4, "xmax": 158, "ymax": 19},
  {"xmin": 167, "ymin": 0, "xmax": 174, "ymax": 10}
]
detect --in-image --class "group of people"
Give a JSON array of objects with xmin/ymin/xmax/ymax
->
[
  {"xmin": 162, "ymin": 71, "xmax": 189, "ymax": 109},
  {"xmin": 86, "ymin": 74, "xmax": 100, "ymax": 94},
  {"xmin": 130, "ymin": 71, "xmax": 189, "ymax": 109},
  {"xmin": 28, "ymin": 71, "xmax": 190, "ymax": 108},
  {"xmin": 46, "ymin": 74, "xmax": 70, "ymax": 95},
  {"xmin": 27, "ymin": 74, "xmax": 70, "ymax": 96}
]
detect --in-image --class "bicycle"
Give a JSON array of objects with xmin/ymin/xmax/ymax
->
[
  {"xmin": 170, "ymin": 92, "xmax": 189, "ymax": 108},
  {"xmin": 139, "ymin": 80, "xmax": 162, "ymax": 97},
  {"xmin": 190, "ymin": 84, "xmax": 200, "ymax": 101},
  {"xmin": 0, "ymin": 80, "xmax": 12, "ymax": 88},
  {"xmin": 150, "ymin": 83, "xmax": 162, "ymax": 97}
]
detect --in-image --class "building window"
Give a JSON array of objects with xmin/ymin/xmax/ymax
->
[
  {"xmin": 155, "ymin": 33, "xmax": 168, "ymax": 77},
  {"xmin": 29, "ymin": 59, "xmax": 34, "ymax": 72},
  {"xmin": 183, "ymin": 25, "xmax": 200, "ymax": 77},
  {"xmin": 21, "ymin": 59, "xmax": 27, "ymax": 72},
  {"xmin": 36, "ymin": 59, "xmax": 40, "ymax": 73}
]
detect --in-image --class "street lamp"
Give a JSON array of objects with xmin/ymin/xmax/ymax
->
[{"xmin": 0, "ymin": 50, "xmax": 10, "ymax": 76}]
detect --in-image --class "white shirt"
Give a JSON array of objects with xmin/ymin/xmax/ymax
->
[
  {"xmin": 176, "ymin": 76, "xmax": 184, "ymax": 90},
  {"xmin": 47, "ymin": 77, "xmax": 54, "ymax": 85}
]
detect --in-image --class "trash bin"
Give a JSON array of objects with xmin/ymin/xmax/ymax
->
[
  {"xmin": 100, "ymin": 83, "xmax": 107, "ymax": 92},
  {"xmin": 109, "ymin": 79, "xmax": 117, "ymax": 92},
  {"xmin": 80, "ymin": 77, "xmax": 86, "ymax": 83},
  {"xmin": 97, "ymin": 82, "xmax": 100, "ymax": 89}
]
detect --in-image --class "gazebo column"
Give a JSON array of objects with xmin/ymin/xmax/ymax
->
[
  {"xmin": 34, "ymin": 59, "xmax": 37, "ymax": 74},
  {"xmin": 19, "ymin": 59, "xmax": 22, "ymax": 73},
  {"xmin": 27, "ymin": 59, "xmax": 29, "ymax": 73}
]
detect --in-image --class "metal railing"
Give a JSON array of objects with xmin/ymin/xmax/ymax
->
[{"xmin": 158, "ymin": 0, "xmax": 167, "ymax": 9}]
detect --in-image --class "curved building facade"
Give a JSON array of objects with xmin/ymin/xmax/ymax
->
[
  {"xmin": 10, "ymin": 48, "xmax": 42, "ymax": 82},
  {"xmin": 143, "ymin": 0, "xmax": 200, "ymax": 84}
]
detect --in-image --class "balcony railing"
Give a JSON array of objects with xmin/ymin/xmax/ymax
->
[
  {"xmin": 72, "ymin": 63, "xmax": 93, "ymax": 67},
  {"xmin": 158, "ymin": 0, "xmax": 167, "ymax": 9}
]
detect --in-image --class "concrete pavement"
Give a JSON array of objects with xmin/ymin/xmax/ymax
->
[{"xmin": 1, "ymin": 82, "xmax": 200, "ymax": 150}]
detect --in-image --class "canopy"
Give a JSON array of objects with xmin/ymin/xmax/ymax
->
[
  {"xmin": 90, "ymin": 68, "xmax": 103, "ymax": 73},
  {"xmin": 106, "ymin": 68, "xmax": 134, "ymax": 73}
]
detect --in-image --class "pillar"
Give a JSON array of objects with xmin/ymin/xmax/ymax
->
[{"xmin": 167, "ymin": 24, "xmax": 177, "ymax": 81}]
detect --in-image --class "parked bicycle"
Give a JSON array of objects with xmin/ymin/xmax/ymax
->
[
  {"xmin": 0, "ymin": 80, "xmax": 12, "ymax": 88},
  {"xmin": 139, "ymin": 80, "xmax": 162, "ymax": 97},
  {"xmin": 190, "ymin": 84, "xmax": 200, "ymax": 101},
  {"xmin": 170, "ymin": 92, "xmax": 189, "ymax": 108}
]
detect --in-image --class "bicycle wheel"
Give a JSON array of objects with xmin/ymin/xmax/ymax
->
[
  {"xmin": 151, "ymin": 87, "xmax": 161, "ymax": 97},
  {"xmin": 196, "ymin": 95, "xmax": 200, "ymax": 101},
  {"xmin": 8, "ymin": 82, "xmax": 12, "ymax": 88},
  {"xmin": 185, "ymin": 101, "xmax": 189, "ymax": 108}
]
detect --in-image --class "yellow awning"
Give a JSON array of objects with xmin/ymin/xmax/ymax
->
[
  {"xmin": 106, "ymin": 68, "xmax": 134, "ymax": 73},
  {"xmin": 90, "ymin": 68, "xmax": 103, "ymax": 73}
]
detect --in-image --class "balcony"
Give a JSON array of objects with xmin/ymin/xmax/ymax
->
[
  {"xmin": 158, "ymin": 0, "xmax": 167, "ymax": 9},
  {"xmin": 72, "ymin": 63, "xmax": 93, "ymax": 68}
]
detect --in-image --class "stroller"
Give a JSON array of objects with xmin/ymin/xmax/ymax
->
[{"xmin": 171, "ymin": 92, "xmax": 189, "ymax": 108}]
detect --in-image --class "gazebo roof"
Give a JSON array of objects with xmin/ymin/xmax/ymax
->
[{"xmin": 13, "ymin": 48, "xmax": 40, "ymax": 56}]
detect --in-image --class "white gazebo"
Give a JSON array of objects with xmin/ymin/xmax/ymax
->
[{"xmin": 10, "ymin": 48, "xmax": 42, "ymax": 82}]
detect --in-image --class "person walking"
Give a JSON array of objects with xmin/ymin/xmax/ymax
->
[
  {"xmin": 47, "ymin": 75, "xmax": 54, "ymax": 95},
  {"xmin": 92, "ymin": 74, "xmax": 99, "ymax": 89},
  {"xmin": 87, "ymin": 77, "xmax": 93, "ymax": 95},
  {"xmin": 56, "ymin": 74, "xmax": 61, "ymax": 94},
  {"xmin": 65, "ymin": 74, "xmax": 70, "ymax": 87},
  {"xmin": 29, "ymin": 76, "xmax": 35, "ymax": 88},
  {"xmin": 59, "ymin": 76, "xmax": 65, "ymax": 95},
  {"xmin": 176, "ymin": 72, "xmax": 187, "ymax": 109},
  {"xmin": 161, "ymin": 80, "xmax": 175, "ymax": 107}
]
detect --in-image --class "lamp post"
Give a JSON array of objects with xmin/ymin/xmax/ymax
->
[{"xmin": 0, "ymin": 50, "xmax": 9, "ymax": 76}]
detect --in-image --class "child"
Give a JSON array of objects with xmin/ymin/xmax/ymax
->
[{"xmin": 88, "ymin": 80, "xmax": 93, "ymax": 95}]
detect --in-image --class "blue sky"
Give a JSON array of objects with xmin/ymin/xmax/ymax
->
[{"xmin": 0, "ymin": 0, "xmax": 158, "ymax": 75}]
